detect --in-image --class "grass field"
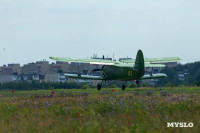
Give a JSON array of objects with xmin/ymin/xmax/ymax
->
[{"xmin": 0, "ymin": 87, "xmax": 200, "ymax": 133}]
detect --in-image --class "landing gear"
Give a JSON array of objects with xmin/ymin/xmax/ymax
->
[
  {"xmin": 97, "ymin": 80, "xmax": 111, "ymax": 91},
  {"xmin": 136, "ymin": 80, "xmax": 139, "ymax": 85},
  {"xmin": 97, "ymin": 84, "xmax": 101, "ymax": 90},
  {"xmin": 122, "ymin": 84, "xmax": 126, "ymax": 91}
]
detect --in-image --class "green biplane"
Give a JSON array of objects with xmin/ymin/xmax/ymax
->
[{"xmin": 50, "ymin": 50, "xmax": 180, "ymax": 90}]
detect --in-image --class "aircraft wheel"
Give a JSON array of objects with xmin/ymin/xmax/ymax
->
[
  {"xmin": 136, "ymin": 80, "xmax": 139, "ymax": 84},
  {"xmin": 122, "ymin": 85, "xmax": 125, "ymax": 91},
  {"xmin": 97, "ymin": 84, "xmax": 101, "ymax": 90}
]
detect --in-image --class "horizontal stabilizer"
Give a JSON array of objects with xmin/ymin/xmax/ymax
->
[
  {"xmin": 140, "ymin": 73, "xmax": 167, "ymax": 80},
  {"xmin": 65, "ymin": 73, "xmax": 104, "ymax": 80}
]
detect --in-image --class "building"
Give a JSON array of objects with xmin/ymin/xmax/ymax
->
[
  {"xmin": 44, "ymin": 73, "xmax": 66, "ymax": 82},
  {"xmin": 22, "ymin": 61, "xmax": 50, "ymax": 75},
  {"xmin": 0, "ymin": 64, "xmax": 21, "ymax": 75},
  {"xmin": 50, "ymin": 61, "xmax": 70, "ymax": 73},
  {"xmin": 35, "ymin": 61, "xmax": 50, "ymax": 75},
  {"xmin": 0, "ymin": 74, "xmax": 21, "ymax": 83}
]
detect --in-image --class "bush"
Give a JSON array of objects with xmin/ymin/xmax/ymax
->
[
  {"xmin": 49, "ymin": 87, "xmax": 54, "ymax": 90},
  {"xmin": 110, "ymin": 84, "xmax": 117, "ymax": 88},
  {"xmin": 81, "ymin": 84, "xmax": 89, "ymax": 89},
  {"xmin": 178, "ymin": 85, "xmax": 185, "ymax": 87},
  {"xmin": 160, "ymin": 90, "xmax": 169, "ymax": 96},
  {"xmin": 134, "ymin": 91, "xmax": 139, "ymax": 96},
  {"xmin": 128, "ymin": 84, "xmax": 137, "ymax": 88},
  {"xmin": 146, "ymin": 91, "xmax": 153, "ymax": 96},
  {"xmin": 166, "ymin": 83, "xmax": 174, "ymax": 87}
]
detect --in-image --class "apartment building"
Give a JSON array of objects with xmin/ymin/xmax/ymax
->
[
  {"xmin": 22, "ymin": 61, "xmax": 50, "ymax": 75},
  {"xmin": 0, "ymin": 64, "xmax": 21, "ymax": 75},
  {"xmin": 50, "ymin": 61, "xmax": 70, "ymax": 73},
  {"xmin": 44, "ymin": 73, "xmax": 66, "ymax": 82}
]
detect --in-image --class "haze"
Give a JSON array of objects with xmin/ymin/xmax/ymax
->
[{"xmin": 0, "ymin": 0, "xmax": 200, "ymax": 65}]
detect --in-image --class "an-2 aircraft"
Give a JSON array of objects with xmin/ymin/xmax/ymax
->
[{"xmin": 50, "ymin": 50, "xmax": 180, "ymax": 90}]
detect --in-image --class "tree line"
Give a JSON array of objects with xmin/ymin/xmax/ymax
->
[
  {"xmin": 0, "ymin": 81, "xmax": 83, "ymax": 90},
  {"xmin": 157, "ymin": 61, "xmax": 200, "ymax": 86}
]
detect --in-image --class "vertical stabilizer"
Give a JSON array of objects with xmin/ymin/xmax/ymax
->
[{"xmin": 134, "ymin": 50, "xmax": 145, "ymax": 77}]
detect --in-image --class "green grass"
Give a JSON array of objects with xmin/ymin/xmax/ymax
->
[
  {"xmin": 0, "ymin": 87, "xmax": 200, "ymax": 97},
  {"xmin": 0, "ymin": 87, "xmax": 200, "ymax": 133}
]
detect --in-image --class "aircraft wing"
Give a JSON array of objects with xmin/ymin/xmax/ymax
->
[
  {"xmin": 65, "ymin": 73, "xmax": 167, "ymax": 80},
  {"xmin": 65, "ymin": 73, "xmax": 104, "ymax": 80},
  {"xmin": 114, "ymin": 63, "xmax": 165, "ymax": 68},
  {"xmin": 50, "ymin": 57, "xmax": 118, "ymax": 65},
  {"xmin": 140, "ymin": 73, "xmax": 167, "ymax": 79},
  {"xmin": 144, "ymin": 64, "xmax": 165, "ymax": 68},
  {"xmin": 50, "ymin": 57, "xmax": 165, "ymax": 68},
  {"xmin": 120, "ymin": 57, "xmax": 181, "ymax": 64},
  {"xmin": 145, "ymin": 57, "xmax": 181, "ymax": 63}
]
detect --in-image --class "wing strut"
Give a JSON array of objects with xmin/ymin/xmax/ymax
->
[{"xmin": 77, "ymin": 63, "xmax": 81, "ymax": 76}]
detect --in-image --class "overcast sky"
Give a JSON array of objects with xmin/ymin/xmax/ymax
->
[{"xmin": 0, "ymin": 0, "xmax": 200, "ymax": 65}]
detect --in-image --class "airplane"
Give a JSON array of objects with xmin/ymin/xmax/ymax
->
[{"xmin": 50, "ymin": 50, "xmax": 180, "ymax": 90}]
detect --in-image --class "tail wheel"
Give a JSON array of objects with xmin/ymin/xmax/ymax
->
[
  {"xmin": 97, "ymin": 84, "xmax": 101, "ymax": 90},
  {"xmin": 122, "ymin": 85, "xmax": 126, "ymax": 91}
]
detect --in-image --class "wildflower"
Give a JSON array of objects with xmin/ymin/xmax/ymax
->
[
  {"xmin": 12, "ymin": 90, "xmax": 15, "ymax": 93},
  {"xmin": 51, "ymin": 91, "xmax": 55, "ymax": 95}
]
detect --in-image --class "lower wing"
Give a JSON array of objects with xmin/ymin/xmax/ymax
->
[
  {"xmin": 140, "ymin": 73, "xmax": 167, "ymax": 79},
  {"xmin": 65, "ymin": 73, "xmax": 104, "ymax": 80}
]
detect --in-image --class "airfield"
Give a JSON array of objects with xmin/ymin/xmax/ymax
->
[{"xmin": 0, "ymin": 87, "xmax": 199, "ymax": 133}]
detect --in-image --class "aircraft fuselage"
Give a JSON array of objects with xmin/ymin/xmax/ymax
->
[{"xmin": 102, "ymin": 65, "xmax": 141, "ymax": 81}]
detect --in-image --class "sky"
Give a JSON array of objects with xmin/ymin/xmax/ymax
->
[{"xmin": 0, "ymin": 0, "xmax": 200, "ymax": 66}]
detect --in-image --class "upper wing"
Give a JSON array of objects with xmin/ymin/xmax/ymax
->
[
  {"xmin": 120, "ymin": 57, "xmax": 181, "ymax": 64},
  {"xmin": 145, "ymin": 57, "xmax": 181, "ymax": 63},
  {"xmin": 50, "ymin": 57, "xmax": 165, "ymax": 68},
  {"xmin": 50, "ymin": 57, "xmax": 118, "ymax": 65}
]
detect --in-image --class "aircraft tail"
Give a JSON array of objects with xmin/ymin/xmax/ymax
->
[{"xmin": 134, "ymin": 50, "xmax": 145, "ymax": 78}]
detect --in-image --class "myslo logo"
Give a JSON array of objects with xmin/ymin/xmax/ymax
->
[{"xmin": 167, "ymin": 122, "xmax": 193, "ymax": 127}]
